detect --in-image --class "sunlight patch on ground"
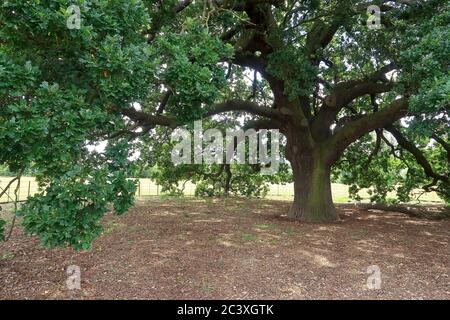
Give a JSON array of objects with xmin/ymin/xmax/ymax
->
[{"xmin": 298, "ymin": 250, "xmax": 336, "ymax": 268}]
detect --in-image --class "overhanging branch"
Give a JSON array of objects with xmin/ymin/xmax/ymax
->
[
  {"xmin": 146, "ymin": 0, "xmax": 193, "ymax": 43},
  {"xmin": 121, "ymin": 108, "xmax": 178, "ymax": 128},
  {"xmin": 432, "ymin": 133, "xmax": 450, "ymax": 163},
  {"xmin": 385, "ymin": 125, "xmax": 449, "ymax": 184},
  {"xmin": 310, "ymin": 64, "xmax": 396, "ymax": 141},
  {"xmin": 120, "ymin": 99, "xmax": 282, "ymax": 133},
  {"xmin": 328, "ymin": 97, "xmax": 409, "ymax": 156},
  {"xmin": 204, "ymin": 99, "xmax": 283, "ymax": 120}
]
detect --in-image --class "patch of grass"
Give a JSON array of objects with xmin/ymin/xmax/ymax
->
[
  {"xmin": 127, "ymin": 225, "xmax": 145, "ymax": 233},
  {"xmin": 334, "ymin": 196, "xmax": 350, "ymax": 203},
  {"xmin": 1, "ymin": 251, "xmax": 15, "ymax": 260},
  {"xmin": 241, "ymin": 232, "xmax": 259, "ymax": 242},
  {"xmin": 110, "ymin": 267, "xmax": 120, "ymax": 274},
  {"xmin": 255, "ymin": 223, "xmax": 277, "ymax": 230},
  {"xmin": 104, "ymin": 221, "xmax": 127, "ymax": 234},
  {"xmin": 281, "ymin": 227, "xmax": 296, "ymax": 237},
  {"xmin": 202, "ymin": 283, "xmax": 215, "ymax": 294},
  {"xmin": 3, "ymin": 177, "xmax": 444, "ymax": 205}
]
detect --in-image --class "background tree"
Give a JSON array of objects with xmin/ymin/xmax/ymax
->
[
  {"xmin": 0, "ymin": 0, "xmax": 448, "ymax": 249},
  {"xmin": 135, "ymin": 118, "xmax": 292, "ymax": 197}
]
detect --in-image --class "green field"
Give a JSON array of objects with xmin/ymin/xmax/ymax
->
[{"xmin": 0, "ymin": 176, "xmax": 443, "ymax": 204}]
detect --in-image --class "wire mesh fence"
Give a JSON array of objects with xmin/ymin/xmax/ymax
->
[
  {"xmin": 0, "ymin": 177, "xmax": 38, "ymax": 204},
  {"xmin": 0, "ymin": 176, "xmax": 442, "ymax": 204},
  {"xmin": 0, "ymin": 176, "xmax": 301, "ymax": 204}
]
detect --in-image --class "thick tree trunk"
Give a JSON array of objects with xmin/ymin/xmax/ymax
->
[{"xmin": 285, "ymin": 133, "xmax": 338, "ymax": 222}]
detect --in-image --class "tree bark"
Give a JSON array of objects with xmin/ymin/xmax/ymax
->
[{"xmin": 285, "ymin": 132, "xmax": 338, "ymax": 222}]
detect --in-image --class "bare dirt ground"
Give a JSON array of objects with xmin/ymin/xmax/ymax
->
[{"xmin": 1, "ymin": 198, "xmax": 449, "ymax": 300}]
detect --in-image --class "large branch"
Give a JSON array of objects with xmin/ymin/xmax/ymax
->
[
  {"xmin": 204, "ymin": 99, "xmax": 283, "ymax": 120},
  {"xmin": 304, "ymin": 1, "xmax": 368, "ymax": 63},
  {"xmin": 306, "ymin": 19, "xmax": 342, "ymax": 62},
  {"xmin": 146, "ymin": 0, "xmax": 193, "ymax": 43},
  {"xmin": 432, "ymin": 133, "xmax": 450, "ymax": 163},
  {"xmin": 243, "ymin": 118, "xmax": 281, "ymax": 131},
  {"xmin": 328, "ymin": 97, "xmax": 409, "ymax": 157},
  {"xmin": 174, "ymin": 0, "xmax": 193, "ymax": 12},
  {"xmin": 310, "ymin": 64, "xmax": 396, "ymax": 141},
  {"xmin": 385, "ymin": 125, "xmax": 449, "ymax": 184},
  {"xmin": 305, "ymin": 1, "xmax": 417, "ymax": 61},
  {"xmin": 121, "ymin": 108, "xmax": 178, "ymax": 128},
  {"xmin": 121, "ymin": 99, "xmax": 281, "ymax": 131},
  {"xmin": 326, "ymin": 82, "xmax": 394, "ymax": 110},
  {"xmin": 322, "ymin": 63, "xmax": 396, "ymax": 111}
]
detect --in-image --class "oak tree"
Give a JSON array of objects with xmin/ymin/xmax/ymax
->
[{"xmin": 0, "ymin": 0, "xmax": 448, "ymax": 248}]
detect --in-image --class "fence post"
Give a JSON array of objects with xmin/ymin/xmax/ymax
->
[
  {"xmin": 138, "ymin": 180, "xmax": 141, "ymax": 197},
  {"xmin": 157, "ymin": 184, "xmax": 159, "ymax": 196},
  {"xmin": 28, "ymin": 181, "xmax": 31, "ymax": 197}
]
